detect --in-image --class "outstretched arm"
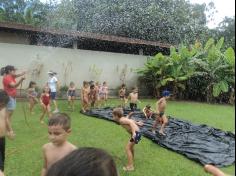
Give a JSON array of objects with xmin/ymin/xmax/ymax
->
[
  {"xmin": 15, "ymin": 71, "xmax": 26, "ymax": 78},
  {"xmin": 8, "ymin": 77, "xmax": 25, "ymax": 88}
]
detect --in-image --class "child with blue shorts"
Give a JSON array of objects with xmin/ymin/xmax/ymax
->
[{"xmin": 112, "ymin": 108, "xmax": 143, "ymax": 172}]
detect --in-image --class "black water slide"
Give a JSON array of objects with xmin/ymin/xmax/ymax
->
[{"xmin": 81, "ymin": 107, "xmax": 235, "ymax": 167}]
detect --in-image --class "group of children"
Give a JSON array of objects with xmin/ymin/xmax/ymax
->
[
  {"xmin": 0, "ymin": 65, "xmax": 231, "ymax": 175},
  {"xmin": 0, "ymin": 89, "xmax": 230, "ymax": 176},
  {"xmin": 80, "ymin": 81, "xmax": 108, "ymax": 112},
  {"xmin": 26, "ymin": 80, "xmax": 110, "ymax": 122}
]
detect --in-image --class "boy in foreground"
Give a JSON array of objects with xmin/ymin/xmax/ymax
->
[
  {"xmin": 41, "ymin": 113, "xmax": 77, "ymax": 176},
  {"xmin": 112, "ymin": 108, "xmax": 143, "ymax": 171}
]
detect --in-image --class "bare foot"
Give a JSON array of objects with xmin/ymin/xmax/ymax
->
[
  {"xmin": 159, "ymin": 130, "xmax": 166, "ymax": 136},
  {"xmin": 152, "ymin": 129, "xmax": 156, "ymax": 134},
  {"xmin": 123, "ymin": 166, "xmax": 134, "ymax": 171}
]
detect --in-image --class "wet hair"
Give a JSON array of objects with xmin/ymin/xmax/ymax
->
[
  {"xmin": 132, "ymin": 87, "xmax": 138, "ymax": 92},
  {"xmin": 112, "ymin": 108, "xmax": 123, "ymax": 118},
  {"xmin": 90, "ymin": 84, "xmax": 95, "ymax": 89},
  {"xmin": 48, "ymin": 113, "xmax": 71, "ymax": 131},
  {"xmin": 46, "ymin": 147, "xmax": 118, "ymax": 176},
  {"xmin": 146, "ymin": 104, "xmax": 151, "ymax": 109},
  {"xmin": 28, "ymin": 81, "xmax": 36, "ymax": 88},
  {"xmin": 0, "ymin": 91, "xmax": 9, "ymax": 106},
  {"xmin": 83, "ymin": 81, "xmax": 89, "ymax": 86},
  {"xmin": 1, "ymin": 65, "xmax": 16, "ymax": 76},
  {"xmin": 69, "ymin": 81, "xmax": 75, "ymax": 87},
  {"xmin": 43, "ymin": 86, "xmax": 51, "ymax": 94}
]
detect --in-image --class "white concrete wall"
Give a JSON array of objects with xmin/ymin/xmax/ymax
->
[{"xmin": 0, "ymin": 43, "xmax": 148, "ymax": 90}]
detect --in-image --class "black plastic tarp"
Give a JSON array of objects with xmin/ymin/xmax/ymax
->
[{"xmin": 81, "ymin": 107, "xmax": 235, "ymax": 167}]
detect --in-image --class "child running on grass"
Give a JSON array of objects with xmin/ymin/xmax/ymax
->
[
  {"xmin": 118, "ymin": 84, "xmax": 127, "ymax": 108},
  {"xmin": 41, "ymin": 113, "xmax": 77, "ymax": 176},
  {"xmin": 0, "ymin": 91, "xmax": 9, "ymax": 176},
  {"xmin": 112, "ymin": 108, "xmax": 143, "ymax": 171},
  {"xmin": 142, "ymin": 104, "xmax": 154, "ymax": 119},
  {"xmin": 40, "ymin": 86, "xmax": 51, "ymax": 124},
  {"xmin": 151, "ymin": 90, "xmax": 170, "ymax": 136},
  {"xmin": 27, "ymin": 81, "xmax": 38, "ymax": 115},
  {"xmin": 67, "ymin": 82, "xmax": 76, "ymax": 111}
]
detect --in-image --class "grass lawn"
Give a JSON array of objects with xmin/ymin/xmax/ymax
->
[{"xmin": 5, "ymin": 99, "xmax": 235, "ymax": 176}]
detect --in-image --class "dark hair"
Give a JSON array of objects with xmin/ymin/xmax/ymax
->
[
  {"xmin": 121, "ymin": 84, "xmax": 126, "ymax": 88},
  {"xmin": 28, "ymin": 81, "xmax": 36, "ymax": 88},
  {"xmin": 146, "ymin": 104, "xmax": 151, "ymax": 109},
  {"xmin": 112, "ymin": 108, "xmax": 123, "ymax": 118},
  {"xmin": 48, "ymin": 113, "xmax": 71, "ymax": 131},
  {"xmin": 69, "ymin": 82, "xmax": 75, "ymax": 86},
  {"xmin": 46, "ymin": 147, "xmax": 118, "ymax": 176},
  {"xmin": 90, "ymin": 84, "xmax": 95, "ymax": 89},
  {"xmin": 0, "ymin": 91, "xmax": 9, "ymax": 106},
  {"xmin": 1, "ymin": 65, "xmax": 16, "ymax": 76},
  {"xmin": 83, "ymin": 81, "xmax": 88, "ymax": 86}
]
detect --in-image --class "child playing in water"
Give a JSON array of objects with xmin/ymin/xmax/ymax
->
[
  {"xmin": 142, "ymin": 104, "xmax": 154, "ymax": 119},
  {"xmin": 119, "ymin": 84, "xmax": 127, "ymax": 108},
  {"xmin": 127, "ymin": 87, "xmax": 140, "ymax": 113},
  {"xmin": 89, "ymin": 84, "xmax": 97, "ymax": 108},
  {"xmin": 112, "ymin": 108, "xmax": 143, "ymax": 172},
  {"xmin": 67, "ymin": 82, "xmax": 76, "ymax": 111},
  {"xmin": 151, "ymin": 90, "xmax": 170, "ymax": 136},
  {"xmin": 40, "ymin": 86, "xmax": 51, "ymax": 124},
  {"xmin": 27, "ymin": 81, "xmax": 38, "ymax": 115},
  {"xmin": 81, "ymin": 81, "xmax": 90, "ymax": 112}
]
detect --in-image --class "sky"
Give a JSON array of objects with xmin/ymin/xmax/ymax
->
[
  {"xmin": 40, "ymin": 0, "xmax": 235, "ymax": 29},
  {"xmin": 189, "ymin": 0, "xmax": 235, "ymax": 28}
]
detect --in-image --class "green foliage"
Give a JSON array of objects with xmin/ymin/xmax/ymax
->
[
  {"xmin": 59, "ymin": 85, "xmax": 68, "ymax": 92},
  {"xmin": 5, "ymin": 100, "xmax": 235, "ymax": 176},
  {"xmin": 137, "ymin": 37, "xmax": 235, "ymax": 103}
]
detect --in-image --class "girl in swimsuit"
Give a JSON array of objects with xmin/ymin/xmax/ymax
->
[{"xmin": 40, "ymin": 86, "xmax": 51, "ymax": 124}]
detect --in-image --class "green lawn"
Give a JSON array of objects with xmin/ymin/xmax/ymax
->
[{"xmin": 5, "ymin": 99, "xmax": 235, "ymax": 176}]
